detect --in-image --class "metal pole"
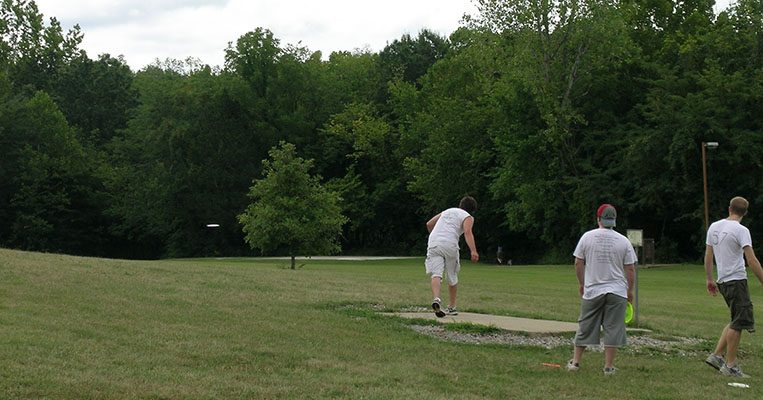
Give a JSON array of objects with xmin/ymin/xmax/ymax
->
[
  {"xmin": 702, "ymin": 142, "xmax": 710, "ymax": 232},
  {"xmin": 634, "ymin": 257, "xmax": 639, "ymax": 327}
]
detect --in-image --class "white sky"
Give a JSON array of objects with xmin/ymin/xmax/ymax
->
[
  {"xmin": 34, "ymin": 0, "xmax": 733, "ymax": 71},
  {"xmin": 33, "ymin": 0, "xmax": 480, "ymax": 70}
]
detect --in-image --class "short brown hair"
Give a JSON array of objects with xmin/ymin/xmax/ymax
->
[
  {"xmin": 459, "ymin": 196, "xmax": 477, "ymax": 214},
  {"xmin": 729, "ymin": 196, "xmax": 749, "ymax": 217}
]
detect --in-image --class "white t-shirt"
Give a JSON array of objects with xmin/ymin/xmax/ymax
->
[
  {"xmin": 428, "ymin": 208, "xmax": 472, "ymax": 249},
  {"xmin": 706, "ymin": 219, "xmax": 751, "ymax": 283},
  {"xmin": 573, "ymin": 228, "xmax": 638, "ymax": 300}
]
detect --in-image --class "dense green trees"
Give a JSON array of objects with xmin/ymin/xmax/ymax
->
[
  {"xmin": 2, "ymin": 0, "xmax": 763, "ymax": 262},
  {"xmin": 1, "ymin": 1, "xmax": 118, "ymax": 256},
  {"xmin": 0, "ymin": 82, "xmax": 109, "ymax": 253}
]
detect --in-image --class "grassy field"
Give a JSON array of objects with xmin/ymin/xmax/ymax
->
[{"xmin": 1, "ymin": 248, "xmax": 762, "ymax": 399}]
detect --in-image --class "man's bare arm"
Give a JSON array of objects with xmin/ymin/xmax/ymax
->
[
  {"xmin": 744, "ymin": 246, "xmax": 763, "ymax": 285},
  {"xmin": 575, "ymin": 257, "xmax": 585, "ymax": 297},
  {"xmin": 426, "ymin": 213, "xmax": 441, "ymax": 233},
  {"xmin": 704, "ymin": 245, "xmax": 718, "ymax": 295},
  {"xmin": 624, "ymin": 263, "xmax": 635, "ymax": 303},
  {"xmin": 462, "ymin": 216, "xmax": 479, "ymax": 262}
]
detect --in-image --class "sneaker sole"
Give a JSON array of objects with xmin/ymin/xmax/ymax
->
[{"xmin": 432, "ymin": 302, "xmax": 445, "ymax": 318}]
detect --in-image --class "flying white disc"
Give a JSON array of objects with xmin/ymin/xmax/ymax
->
[{"xmin": 206, "ymin": 223, "xmax": 220, "ymax": 228}]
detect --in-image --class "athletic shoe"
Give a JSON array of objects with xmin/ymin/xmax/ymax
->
[
  {"xmin": 566, "ymin": 360, "xmax": 580, "ymax": 371},
  {"xmin": 432, "ymin": 298, "xmax": 445, "ymax": 318},
  {"xmin": 446, "ymin": 307, "xmax": 458, "ymax": 316},
  {"xmin": 603, "ymin": 367, "xmax": 618, "ymax": 376},
  {"xmin": 705, "ymin": 353, "xmax": 725, "ymax": 370},
  {"xmin": 720, "ymin": 364, "xmax": 750, "ymax": 378}
]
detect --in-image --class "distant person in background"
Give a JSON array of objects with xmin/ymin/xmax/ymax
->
[
  {"xmin": 425, "ymin": 196, "xmax": 479, "ymax": 317},
  {"xmin": 704, "ymin": 196, "xmax": 763, "ymax": 378},
  {"xmin": 567, "ymin": 204, "xmax": 636, "ymax": 376},
  {"xmin": 496, "ymin": 246, "xmax": 505, "ymax": 265}
]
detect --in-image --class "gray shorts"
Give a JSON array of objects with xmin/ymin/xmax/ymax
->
[
  {"xmin": 425, "ymin": 245, "xmax": 461, "ymax": 285},
  {"xmin": 574, "ymin": 293, "xmax": 627, "ymax": 347}
]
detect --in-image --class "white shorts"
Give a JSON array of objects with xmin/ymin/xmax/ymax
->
[{"xmin": 425, "ymin": 245, "xmax": 461, "ymax": 285}]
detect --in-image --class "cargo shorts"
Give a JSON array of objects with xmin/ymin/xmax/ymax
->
[{"xmin": 718, "ymin": 279, "xmax": 755, "ymax": 333}]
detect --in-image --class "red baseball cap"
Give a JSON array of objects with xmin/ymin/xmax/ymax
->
[{"xmin": 597, "ymin": 204, "xmax": 617, "ymax": 228}]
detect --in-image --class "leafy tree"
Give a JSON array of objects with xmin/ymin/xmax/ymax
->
[
  {"xmin": 0, "ymin": 0, "xmax": 83, "ymax": 91},
  {"xmin": 225, "ymin": 29, "xmax": 332, "ymax": 150},
  {"xmin": 238, "ymin": 142, "xmax": 347, "ymax": 269},
  {"xmin": 374, "ymin": 30, "xmax": 452, "ymax": 110},
  {"xmin": 224, "ymin": 28, "xmax": 281, "ymax": 97},
  {"xmin": 379, "ymin": 29, "xmax": 451, "ymax": 87}
]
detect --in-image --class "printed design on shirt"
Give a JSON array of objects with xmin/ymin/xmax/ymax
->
[
  {"xmin": 711, "ymin": 231, "xmax": 730, "ymax": 246},
  {"xmin": 594, "ymin": 234, "xmax": 617, "ymax": 264}
]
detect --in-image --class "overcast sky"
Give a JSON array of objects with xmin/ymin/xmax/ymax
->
[
  {"xmin": 34, "ymin": 0, "xmax": 733, "ymax": 71},
  {"xmin": 33, "ymin": 0, "xmax": 479, "ymax": 70}
]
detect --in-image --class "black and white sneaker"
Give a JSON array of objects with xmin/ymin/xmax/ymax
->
[
  {"xmin": 432, "ymin": 298, "xmax": 445, "ymax": 318},
  {"xmin": 720, "ymin": 364, "xmax": 750, "ymax": 378},
  {"xmin": 446, "ymin": 307, "xmax": 458, "ymax": 316},
  {"xmin": 705, "ymin": 353, "xmax": 725, "ymax": 370}
]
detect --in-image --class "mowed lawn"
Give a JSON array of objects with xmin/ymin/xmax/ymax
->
[{"xmin": 2, "ymin": 248, "xmax": 762, "ymax": 399}]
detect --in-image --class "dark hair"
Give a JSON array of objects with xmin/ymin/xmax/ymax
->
[
  {"xmin": 459, "ymin": 196, "xmax": 477, "ymax": 214},
  {"xmin": 730, "ymin": 196, "xmax": 749, "ymax": 217}
]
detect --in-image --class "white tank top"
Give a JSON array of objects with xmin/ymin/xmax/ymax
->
[{"xmin": 428, "ymin": 208, "xmax": 471, "ymax": 249}]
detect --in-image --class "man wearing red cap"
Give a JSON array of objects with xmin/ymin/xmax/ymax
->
[{"xmin": 566, "ymin": 204, "xmax": 637, "ymax": 375}]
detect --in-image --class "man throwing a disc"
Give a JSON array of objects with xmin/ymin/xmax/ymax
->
[
  {"xmin": 704, "ymin": 196, "xmax": 763, "ymax": 378},
  {"xmin": 425, "ymin": 196, "xmax": 479, "ymax": 317},
  {"xmin": 567, "ymin": 204, "xmax": 636, "ymax": 375}
]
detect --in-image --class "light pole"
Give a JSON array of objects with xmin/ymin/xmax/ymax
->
[{"xmin": 702, "ymin": 142, "xmax": 719, "ymax": 231}]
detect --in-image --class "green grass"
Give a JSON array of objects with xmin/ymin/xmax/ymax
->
[{"xmin": 1, "ymin": 248, "xmax": 762, "ymax": 399}]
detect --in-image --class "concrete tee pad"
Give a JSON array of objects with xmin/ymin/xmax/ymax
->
[{"xmin": 388, "ymin": 312, "xmax": 579, "ymax": 334}]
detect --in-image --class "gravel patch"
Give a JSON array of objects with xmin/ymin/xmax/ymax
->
[
  {"xmin": 409, "ymin": 324, "xmax": 706, "ymax": 356},
  {"xmin": 411, "ymin": 324, "xmax": 571, "ymax": 348},
  {"xmin": 398, "ymin": 306, "xmax": 431, "ymax": 313}
]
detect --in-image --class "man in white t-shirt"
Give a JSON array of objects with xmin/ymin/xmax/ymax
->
[
  {"xmin": 704, "ymin": 196, "xmax": 763, "ymax": 378},
  {"xmin": 425, "ymin": 196, "xmax": 479, "ymax": 317},
  {"xmin": 567, "ymin": 204, "xmax": 636, "ymax": 376}
]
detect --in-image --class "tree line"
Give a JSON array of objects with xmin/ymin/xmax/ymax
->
[{"xmin": 2, "ymin": 0, "xmax": 763, "ymax": 263}]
